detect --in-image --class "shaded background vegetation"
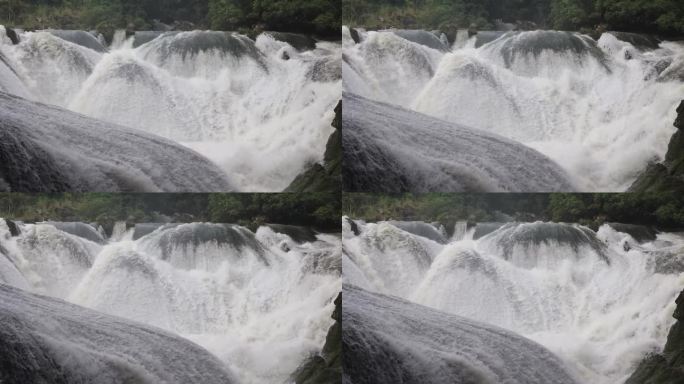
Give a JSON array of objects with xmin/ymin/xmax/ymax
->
[
  {"xmin": 343, "ymin": 193, "xmax": 684, "ymax": 231},
  {"xmin": 343, "ymin": 0, "xmax": 684, "ymax": 37},
  {"xmin": 0, "ymin": 193, "xmax": 341, "ymax": 231},
  {"xmin": 0, "ymin": 0, "xmax": 340, "ymax": 37}
]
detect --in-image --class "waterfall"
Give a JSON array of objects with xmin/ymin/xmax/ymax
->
[
  {"xmin": 0, "ymin": 219, "xmax": 341, "ymax": 384},
  {"xmin": 343, "ymin": 28, "xmax": 684, "ymax": 191},
  {"xmin": 343, "ymin": 218, "xmax": 684, "ymax": 384},
  {"xmin": 0, "ymin": 27, "xmax": 341, "ymax": 191}
]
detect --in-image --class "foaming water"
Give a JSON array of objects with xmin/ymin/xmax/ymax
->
[
  {"xmin": 343, "ymin": 217, "xmax": 684, "ymax": 383},
  {"xmin": 0, "ymin": 28, "xmax": 340, "ymax": 191},
  {"xmin": 343, "ymin": 27, "xmax": 684, "ymax": 191},
  {"xmin": 0, "ymin": 219, "xmax": 341, "ymax": 384}
]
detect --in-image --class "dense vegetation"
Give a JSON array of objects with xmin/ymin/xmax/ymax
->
[
  {"xmin": 343, "ymin": 193, "xmax": 684, "ymax": 231},
  {"xmin": 343, "ymin": 0, "xmax": 684, "ymax": 37},
  {"xmin": 0, "ymin": 193, "xmax": 341, "ymax": 231},
  {"xmin": 0, "ymin": 0, "xmax": 340, "ymax": 37}
]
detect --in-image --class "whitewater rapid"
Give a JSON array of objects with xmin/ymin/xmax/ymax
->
[
  {"xmin": 0, "ymin": 219, "xmax": 341, "ymax": 384},
  {"xmin": 343, "ymin": 27, "xmax": 684, "ymax": 191},
  {"xmin": 343, "ymin": 218, "xmax": 684, "ymax": 383},
  {"xmin": 0, "ymin": 27, "xmax": 340, "ymax": 191}
]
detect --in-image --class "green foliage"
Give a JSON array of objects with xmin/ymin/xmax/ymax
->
[
  {"xmin": 0, "ymin": 193, "xmax": 340, "ymax": 230},
  {"xmin": 1, "ymin": 0, "xmax": 337, "ymax": 36},
  {"xmin": 344, "ymin": 193, "xmax": 684, "ymax": 230},
  {"xmin": 209, "ymin": 0, "xmax": 340, "ymax": 36},
  {"xmin": 343, "ymin": 0, "xmax": 684, "ymax": 36},
  {"xmin": 208, "ymin": 193, "xmax": 340, "ymax": 230}
]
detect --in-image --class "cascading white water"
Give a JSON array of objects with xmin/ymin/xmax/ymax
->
[
  {"xmin": 0, "ymin": 27, "xmax": 341, "ymax": 191},
  {"xmin": 343, "ymin": 27, "xmax": 684, "ymax": 191},
  {"xmin": 343, "ymin": 217, "xmax": 684, "ymax": 383},
  {"xmin": 0, "ymin": 219, "xmax": 341, "ymax": 384},
  {"xmin": 451, "ymin": 220, "xmax": 469, "ymax": 241}
]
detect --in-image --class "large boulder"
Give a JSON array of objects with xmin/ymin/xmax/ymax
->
[
  {"xmin": 626, "ymin": 290, "xmax": 684, "ymax": 383},
  {"xmin": 0, "ymin": 283, "xmax": 237, "ymax": 384},
  {"xmin": 630, "ymin": 101, "xmax": 684, "ymax": 193}
]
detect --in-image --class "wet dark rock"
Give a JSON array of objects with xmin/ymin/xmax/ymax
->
[
  {"xmin": 45, "ymin": 222, "xmax": 106, "ymax": 244},
  {"xmin": 0, "ymin": 122, "xmax": 74, "ymax": 192},
  {"xmin": 47, "ymin": 30, "xmax": 107, "ymax": 52},
  {"xmin": 266, "ymin": 32, "xmax": 317, "ymax": 51},
  {"xmin": 472, "ymin": 222, "xmax": 507, "ymax": 239},
  {"xmin": 308, "ymin": 56, "xmax": 341, "ymax": 82},
  {"xmin": 157, "ymin": 223, "xmax": 268, "ymax": 265},
  {"xmin": 132, "ymin": 223, "xmax": 167, "ymax": 240},
  {"xmin": 630, "ymin": 100, "xmax": 684, "ymax": 193},
  {"xmin": 5, "ymin": 219, "xmax": 20, "ymax": 237},
  {"xmin": 133, "ymin": 31, "xmax": 167, "ymax": 47},
  {"xmin": 387, "ymin": 221, "xmax": 447, "ymax": 243},
  {"xmin": 292, "ymin": 292, "xmax": 341, "ymax": 384},
  {"xmin": 0, "ymin": 284, "xmax": 237, "ymax": 384},
  {"xmin": 266, "ymin": 224, "xmax": 318, "ymax": 243},
  {"xmin": 626, "ymin": 290, "xmax": 684, "ymax": 383},
  {"xmin": 493, "ymin": 31, "xmax": 608, "ymax": 70},
  {"xmin": 5, "ymin": 27, "xmax": 19, "ymax": 45},
  {"xmin": 345, "ymin": 218, "xmax": 360, "ymax": 236},
  {"xmin": 474, "ymin": 31, "xmax": 507, "ymax": 48},
  {"xmin": 285, "ymin": 101, "xmax": 341, "ymax": 192},
  {"xmin": 391, "ymin": 29, "xmax": 448, "ymax": 51},
  {"xmin": 349, "ymin": 28, "xmax": 361, "ymax": 44},
  {"xmin": 607, "ymin": 223, "xmax": 658, "ymax": 242},
  {"xmin": 342, "ymin": 92, "xmax": 574, "ymax": 192},
  {"xmin": 342, "ymin": 284, "xmax": 579, "ymax": 384},
  {"xmin": 609, "ymin": 31, "xmax": 661, "ymax": 50},
  {"xmin": 491, "ymin": 222, "xmax": 607, "ymax": 262}
]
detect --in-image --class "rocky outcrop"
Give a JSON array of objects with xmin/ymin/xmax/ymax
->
[
  {"xmin": 292, "ymin": 292, "xmax": 341, "ymax": 384},
  {"xmin": 606, "ymin": 222, "xmax": 658, "ymax": 242},
  {"xmin": 626, "ymin": 290, "xmax": 684, "ymax": 383},
  {"xmin": 630, "ymin": 101, "xmax": 684, "ymax": 193},
  {"xmin": 4, "ymin": 27, "xmax": 19, "ymax": 45},
  {"xmin": 266, "ymin": 32, "xmax": 317, "ymax": 51},
  {"xmin": 285, "ymin": 101, "xmax": 341, "ymax": 192}
]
